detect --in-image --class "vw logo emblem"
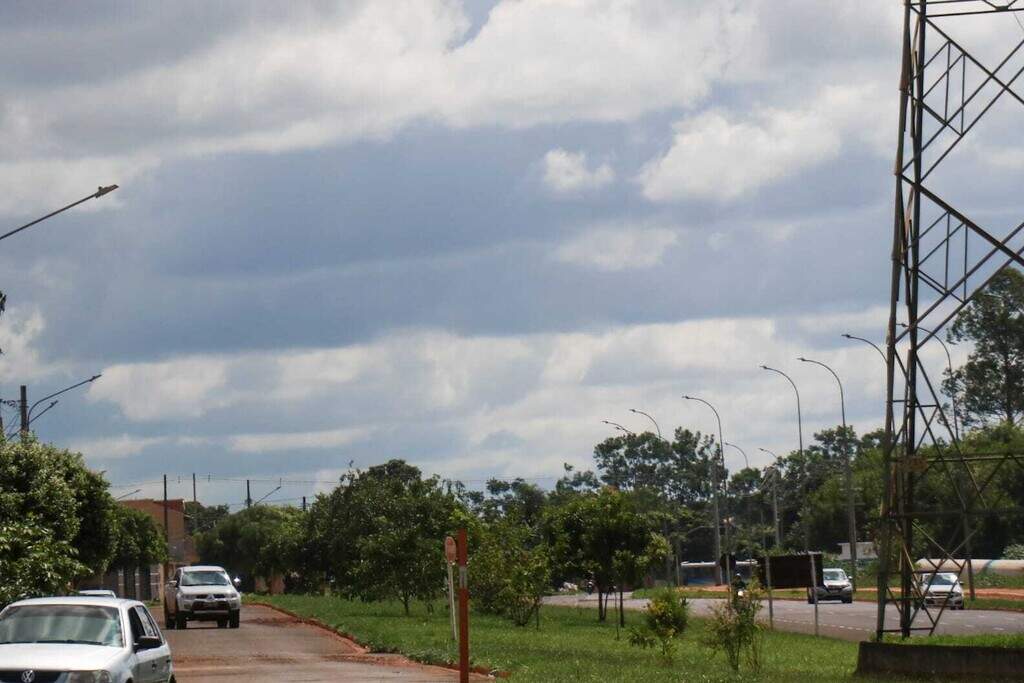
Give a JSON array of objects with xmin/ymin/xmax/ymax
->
[{"xmin": 20, "ymin": 671, "xmax": 35, "ymax": 683}]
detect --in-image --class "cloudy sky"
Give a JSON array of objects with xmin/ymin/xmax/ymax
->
[{"xmin": 1, "ymin": 0, "xmax": 1018, "ymax": 507}]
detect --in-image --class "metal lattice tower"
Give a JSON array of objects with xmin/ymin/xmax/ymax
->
[{"xmin": 877, "ymin": 0, "xmax": 1024, "ymax": 639}]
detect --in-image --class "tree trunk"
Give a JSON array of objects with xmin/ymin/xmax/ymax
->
[
  {"xmin": 402, "ymin": 593, "xmax": 410, "ymax": 616},
  {"xmin": 618, "ymin": 589, "xmax": 625, "ymax": 628},
  {"xmin": 597, "ymin": 588, "xmax": 606, "ymax": 621}
]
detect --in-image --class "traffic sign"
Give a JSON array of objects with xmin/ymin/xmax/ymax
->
[{"xmin": 445, "ymin": 535, "xmax": 457, "ymax": 564}]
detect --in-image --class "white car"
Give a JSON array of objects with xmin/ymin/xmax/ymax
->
[
  {"xmin": 920, "ymin": 571, "xmax": 965, "ymax": 609},
  {"xmin": 163, "ymin": 565, "xmax": 241, "ymax": 630},
  {"xmin": 807, "ymin": 568, "xmax": 854, "ymax": 604},
  {"xmin": 0, "ymin": 596, "xmax": 174, "ymax": 683}
]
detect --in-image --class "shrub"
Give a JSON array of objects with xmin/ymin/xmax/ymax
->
[
  {"xmin": 1003, "ymin": 543, "xmax": 1024, "ymax": 560},
  {"xmin": 702, "ymin": 581, "xmax": 765, "ymax": 672},
  {"xmin": 471, "ymin": 521, "xmax": 551, "ymax": 626},
  {"xmin": 628, "ymin": 588, "xmax": 689, "ymax": 662}
]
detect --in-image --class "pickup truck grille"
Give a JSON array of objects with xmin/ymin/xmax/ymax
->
[{"xmin": 0, "ymin": 672, "xmax": 63, "ymax": 683}]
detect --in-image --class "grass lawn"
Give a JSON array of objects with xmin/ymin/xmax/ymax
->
[
  {"xmin": 255, "ymin": 593, "xmax": 871, "ymax": 681},
  {"xmin": 894, "ymin": 632, "xmax": 1024, "ymax": 648}
]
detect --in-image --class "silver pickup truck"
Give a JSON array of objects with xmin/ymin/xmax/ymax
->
[{"xmin": 163, "ymin": 565, "xmax": 242, "ymax": 629}]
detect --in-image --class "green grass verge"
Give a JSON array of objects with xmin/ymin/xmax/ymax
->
[
  {"xmin": 254, "ymin": 593, "xmax": 871, "ymax": 682},
  {"xmin": 888, "ymin": 632, "xmax": 1024, "ymax": 649}
]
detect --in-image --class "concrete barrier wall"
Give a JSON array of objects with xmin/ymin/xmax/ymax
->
[{"xmin": 857, "ymin": 641, "xmax": 1024, "ymax": 679}]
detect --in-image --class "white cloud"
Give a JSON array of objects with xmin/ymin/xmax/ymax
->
[
  {"xmin": 639, "ymin": 105, "xmax": 842, "ymax": 203},
  {"xmin": 68, "ymin": 434, "xmax": 167, "ymax": 460},
  {"xmin": 87, "ymin": 356, "xmax": 230, "ymax": 420},
  {"xmin": 554, "ymin": 224, "xmax": 680, "ymax": 271},
  {"xmin": 542, "ymin": 148, "xmax": 614, "ymax": 194},
  {"xmin": 0, "ymin": 308, "xmax": 62, "ymax": 383},
  {"xmin": 228, "ymin": 427, "xmax": 367, "ymax": 454},
  {"xmin": 0, "ymin": 1, "xmax": 755, "ymax": 215}
]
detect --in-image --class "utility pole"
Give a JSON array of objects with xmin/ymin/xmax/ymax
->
[
  {"xmin": 246, "ymin": 480, "xmax": 252, "ymax": 509},
  {"xmin": 302, "ymin": 496, "xmax": 307, "ymax": 512},
  {"xmin": 19, "ymin": 385, "xmax": 28, "ymax": 438},
  {"xmin": 163, "ymin": 475, "xmax": 170, "ymax": 557},
  {"xmin": 192, "ymin": 473, "xmax": 197, "ymax": 504}
]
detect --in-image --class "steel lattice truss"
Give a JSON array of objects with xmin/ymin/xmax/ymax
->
[{"xmin": 877, "ymin": 0, "xmax": 1024, "ymax": 639}]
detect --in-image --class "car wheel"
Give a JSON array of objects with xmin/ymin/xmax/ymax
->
[
  {"xmin": 164, "ymin": 610, "xmax": 175, "ymax": 629},
  {"xmin": 229, "ymin": 611, "xmax": 240, "ymax": 629},
  {"xmin": 176, "ymin": 611, "xmax": 187, "ymax": 630},
  {"xmin": 842, "ymin": 597, "xmax": 852, "ymax": 604},
  {"xmin": 217, "ymin": 619, "xmax": 227, "ymax": 628}
]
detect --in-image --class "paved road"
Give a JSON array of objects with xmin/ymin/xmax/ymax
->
[
  {"xmin": 165, "ymin": 604, "xmax": 461, "ymax": 682},
  {"xmin": 543, "ymin": 593, "xmax": 1024, "ymax": 642}
]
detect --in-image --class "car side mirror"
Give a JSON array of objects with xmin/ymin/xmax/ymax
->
[
  {"xmin": 167, "ymin": 580, "xmax": 177, "ymax": 588},
  {"xmin": 233, "ymin": 577, "xmax": 241, "ymax": 588},
  {"xmin": 136, "ymin": 635, "xmax": 162, "ymax": 651}
]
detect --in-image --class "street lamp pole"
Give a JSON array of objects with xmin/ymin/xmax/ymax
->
[
  {"xmin": 629, "ymin": 408, "xmax": 662, "ymax": 440},
  {"xmin": 760, "ymin": 365, "xmax": 807, "ymax": 550},
  {"xmin": 0, "ymin": 186, "xmax": 118, "ymax": 244},
  {"xmin": 799, "ymin": 357, "xmax": 859, "ymax": 591},
  {"xmin": 759, "ymin": 450, "xmax": 784, "ymax": 549},
  {"xmin": 683, "ymin": 395, "xmax": 725, "ymax": 584}
]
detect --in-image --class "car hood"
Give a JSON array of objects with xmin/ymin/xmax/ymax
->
[
  {"xmin": 178, "ymin": 585, "xmax": 236, "ymax": 597},
  {"xmin": 925, "ymin": 585, "xmax": 959, "ymax": 593},
  {"xmin": 0, "ymin": 643, "xmax": 122, "ymax": 669},
  {"xmin": 823, "ymin": 581, "xmax": 850, "ymax": 588}
]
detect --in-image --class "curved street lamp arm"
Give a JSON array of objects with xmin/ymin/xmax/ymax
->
[
  {"xmin": 28, "ymin": 374, "xmax": 102, "ymax": 419},
  {"xmin": 723, "ymin": 442, "xmax": 750, "ymax": 469},
  {"xmin": 27, "ymin": 400, "xmax": 58, "ymax": 427},
  {"xmin": 798, "ymin": 357, "xmax": 846, "ymax": 426},
  {"xmin": 601, "ymin": 420, "xmax": 634, "ymax": 436},
  {"xmin": 841, "ymin": 333, "xmax": 887, "ymax": 364},
  {"xmin": 629, "ymin": 408, "xmax": 662, "ymax": 440}
]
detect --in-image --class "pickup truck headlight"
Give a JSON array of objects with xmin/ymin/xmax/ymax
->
[{"xmin": 67, "ymin": 672, "xmax": 112, "ymax": 683}]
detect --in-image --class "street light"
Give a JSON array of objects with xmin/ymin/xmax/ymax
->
[
  {"xmin": 115, "ymin": 489, "xmax": 142, "ymax": 501},
  {"xmin": 759, "ymin": 449, "xmax": 784, "ymax": 548},
  {"xmin": 799, "ymin": 356, "xmax": 859, "ymax": 590},
  {"xmin": 253, "ymin": 485, "xmax": 282, "ymax": 506},
  {"xmin": 27, "ymin": 374, "xmax": 102, "ymax": 421},
  {"xmin": 0, "ymin": 186, "xmax": 118, "ymax": 244},
  {"xmin": 841, "ymin": 333, "xmax": 886, "ymax": 364},
  {"xmin": 723, "ymin": 442, "xmax": 749, "ymax": 469},
  {"xmin": 682, "ymin": 394, "xmax": 725, "ymax": 584},
  {"xmin": 601, "ymin": 420, "xmax": 634, "ymax": 436},
  {"xmin": 629, "ymin": 408, "xmax": 662, "ymax": 440},
  {"xmin": 760, "ymin": 365, "xmax": 807, "ymax": 550}
]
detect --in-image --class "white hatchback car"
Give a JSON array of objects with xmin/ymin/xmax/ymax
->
[{"xmin": 0, "ymin": 596, "xmax": 174, "ymax": 683}]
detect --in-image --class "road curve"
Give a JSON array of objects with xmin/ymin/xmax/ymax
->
[
  {"xmin": 543, "ymin": 593, "xmax": 1024, "ymax": 642},
  {"xmin": 165, "ymin": 603, "xmax": 461, "ymax": 682}
]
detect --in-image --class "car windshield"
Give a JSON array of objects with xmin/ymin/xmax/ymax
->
[
  {"xmin": 927, "ymin": 573, "xmax": 958, "ymax": 586},
  {"xmin": 0, "ymin": 604, "xmax": 123, "ymax": 647},
  {"xmin": 181, "ymin": 570, "xmax": 231, "ymax": 587},
  {"xmin": 824, "ymin": 570, "xmax": 847, "ymax": 582}
]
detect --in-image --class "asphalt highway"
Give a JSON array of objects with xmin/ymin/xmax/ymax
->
[
  {"xmin": 543, "ymin": 592, "xmax": 1024, "ymax": 642},
  {"xmin": 165, "ymin": 603, "xmax": 463, "ymax": 682}
]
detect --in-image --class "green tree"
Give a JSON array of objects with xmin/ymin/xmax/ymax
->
[
  {"xmin": 0, "ymin": 520, "xmax": 85, "ymax": 608},
  {"xmin": 183, "ymin": 501, "xmax": 230, "ymax": 536},
  {"xmin": 0, "ymin": 437, "xmax": 119, "ymax": 584},
  {"xmin": 111, "ymin": 506, "xmax": 168, "ymax": 570},
  {"xmin": 196, "ymin": 505, "xmax": 303, "ymax": 590},
  {"xmin": 471, "ymin": 520, "xmax": 551, "ymax": 626},
  {"xmin": 543, "ymin": 487, "xmax": 667, "ymax": 622},
  {"xmin": 945, "ymin": 267, "xmax": 1024, "ymax": 427}
]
